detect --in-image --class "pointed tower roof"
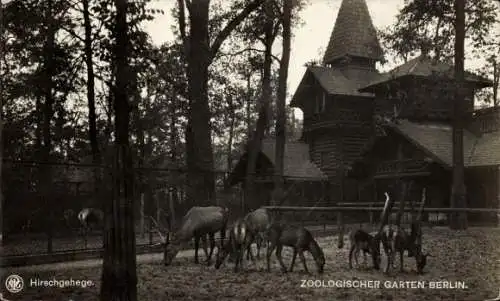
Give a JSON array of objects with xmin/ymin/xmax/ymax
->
[{"xmin": 323, "ymin": 0, "xmax": 384, "ymax": 65}]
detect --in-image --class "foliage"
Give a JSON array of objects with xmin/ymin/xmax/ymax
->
[
  {"xmin": 379, "ymin": 0, "xmax": 498, "ymax": 62},
  {"xmin": 378, "ymin": 0, "xmax": 500, "ymax": 106}
]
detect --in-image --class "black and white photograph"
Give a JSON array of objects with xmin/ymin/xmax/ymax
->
[{"xmin": 1, "ymin": 0, "xmax": 500, "ymax": 300}]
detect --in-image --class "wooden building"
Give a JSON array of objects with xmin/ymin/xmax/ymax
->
[
  {"xmin": 228, "ymin": 139, "xmax": 327, "ymax": 208},
  {"xmin": 229, "ymin": 0, "xmax": 499, "ymax": 216}
]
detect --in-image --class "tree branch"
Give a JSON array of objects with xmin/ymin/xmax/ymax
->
[
  {"xmin": 177, "ymin": 0, "xmax": 189, "ymax": 58},
  {"xmin": 60, "ymin": 26, "xmax": 85, "ymax": 43},
  {"xmin": 185, "ymin": 0, "xmax": 192, "ymax": 13},
  {"xmin": 219, "ymin": 47, "xmax": 281, "ymax": 63},
  {"xmin": 209, "ymin": 0, "xmax": 265, "ymax": 62}
]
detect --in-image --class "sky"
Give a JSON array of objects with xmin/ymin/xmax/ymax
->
[{"xmin": 143, "ymin": 0, "xmax": 497, "ymax": 118}]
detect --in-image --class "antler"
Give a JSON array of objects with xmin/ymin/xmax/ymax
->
[
  {"xmin": 378, "ymin": 192, "xmax": 392, "ymax": 234},
  {"xmin": 415, "ymin": 188, "xmax": 426, "ymax": 222},
  {"xmin": 147, "ymin": 215, "xmax": 169, "ymax": 245}
]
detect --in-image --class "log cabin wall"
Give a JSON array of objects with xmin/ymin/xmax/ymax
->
[
  {"xmin": 373, "ymin": 78, "xmax": 475, "ymax": 122},
  {"xmin": 468, "ymin": 107, "xmax": 500, "ymax": 134},
  {"xmin": 304, "ymin": 93, "xmax": 374, "ymax": 201}
]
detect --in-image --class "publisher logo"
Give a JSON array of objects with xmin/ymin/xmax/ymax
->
[{"xmin": 4, "ymin": 274, "xmax": 24, "ymax": 293}]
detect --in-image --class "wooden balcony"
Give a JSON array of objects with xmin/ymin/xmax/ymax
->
[{"xmin": 374, "ymin": 159, "xmax": 431, "ymax": 179}]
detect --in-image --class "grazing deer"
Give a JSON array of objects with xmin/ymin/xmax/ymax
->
[
  {"xmin": 215, "ymin": 218, "xmax": 255, "ymax": 272},
  {"xmin": 346, "ymin": 229, "xmax": 381, "ymax": 270},
  {"xmin": 266, "ymin": 223, "xmax": 325, "ymax": 274},
  {"xmin": 78, "ymin": 208, "xmax": 104, "ymax": 234},
  {"xmin": 158, "ymin": 206, "xmax": 229, "ymax": 266},
  {"xmin": 380, "ymin": 223, "xmax": 430, "ymax": 274},
  {"xmin": 243, "ymin": 208, "xmax": 273, "ymax": 259}
]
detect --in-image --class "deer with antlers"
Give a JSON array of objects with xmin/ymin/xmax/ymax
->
[
  {"xmin": 379, "ymin": 188, "xmax": 431, "ymax": 274},
  {"xmin": 154, "ymin": 206, "xmax": 229, "ymax": 266}
]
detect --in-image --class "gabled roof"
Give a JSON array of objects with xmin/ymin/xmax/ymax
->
[
  {"xmin": 384, "ymin": 119, "xmax": 500, "ymax": 168},
  {"xmin": 290, "ymin": 66, "xmax": 380, "ymax": 106},
  {"xmin": 228, "ymin": 139, "xmax": 327, "ymax": 186},
  {"xmin": 260, "ymin": 139, "xmax": 328, "ymax": 180},
  {"xmin": 323, "ymin": 0, "xmax": 384, "ymax": 65},
  {"xmin": 360, "ymin": 56, "xmax": 493, "ymax": 92}
]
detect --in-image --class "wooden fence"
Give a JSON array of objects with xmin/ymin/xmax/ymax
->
[{"xmin": 264, "ymin": 205, "xmax": 500, "ymax": 229}]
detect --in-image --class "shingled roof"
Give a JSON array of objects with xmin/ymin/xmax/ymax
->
[
  {"xmin": 260, "ymin": 139, "xmax": 327, "ymax": 180},
  {"xmin": 290, "ymin": 65, "xmax": 380, "ymax": 106},
  {"xmin": 228, "ymin": 139, "xmax": 327, "ymax": 186},
  {"xmin": 323, "ymin": 0, "xmax": 384, "ymax": 65},
  {"xmin": 360, "ymin": 55, "xmax": 493, "ymax": 92},
  {"xmin": 309, "ymin": 66, "xmax": 379, "ymax": 97},
  {"xmin": 385, "ymin": 119, "xmax": 500, "ymax": 167}
]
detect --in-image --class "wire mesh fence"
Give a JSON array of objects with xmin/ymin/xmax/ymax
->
[{"xmin": 2, "ymin": 160, "xmax": 499, "ymax": 258}]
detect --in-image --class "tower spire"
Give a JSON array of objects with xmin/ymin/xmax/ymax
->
[{"xmin": 323, "ymin": 0, "xmax": 384, "ymax": 67}]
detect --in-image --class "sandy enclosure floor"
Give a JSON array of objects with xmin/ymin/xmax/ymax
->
[{"xmin": 2, "ymin": 227, "xmax": 500, "ymax": 301}]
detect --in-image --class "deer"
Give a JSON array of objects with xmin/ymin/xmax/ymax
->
[
  {"xmin": 157, "ymin": 206, "xmax": 229, "ymax": 266},
  {"xmin": 243, "ymin": 207, "xmax": 273, "ymax": 259},
  {"xmin": 345, "ymin": 229, "xmax": 381, "ymax": 270},
  {"xmin": 215, "ymin": 218, "xmax": 255, "ymax": 272},
  {"xmin": 266, "ymin": 223, "xmax": 325, "ymax": 274},
  {"xmin": 380, "ymin": 222, "xmax": 430, "ymax": 274},
  {"xmin": 379, "ymin": 187, "xmax": 431, "ymax": 274},
  {"xmin": 77, "ymin": 207, "xmax": 104, "ymax": 235}
]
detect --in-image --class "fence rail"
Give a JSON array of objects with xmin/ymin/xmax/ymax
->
[{"xmin": 263, "ymin": 206, "xmax": 500, "ymax": 213}]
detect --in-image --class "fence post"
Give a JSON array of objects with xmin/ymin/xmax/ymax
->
[
  {"xmin": 148, "ymin": 218, "xmax": 153, "ymax": 245},
  {"xmin": 369, "ymin": 202, "xmax": 374, "ymax": 225},
  {"xmin": 337, "ymin": 211, "xmax": 344, "ymax": 248},
  {"xmin": 140, "ymin": 193, "xmax": 145, "ymax": 238}
]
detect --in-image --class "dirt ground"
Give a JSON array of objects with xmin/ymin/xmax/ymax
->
[{"xmin": 2, "ymin": 227, "xmax": 500, "ymax": 301}]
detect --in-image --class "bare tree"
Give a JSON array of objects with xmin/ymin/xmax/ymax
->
[
  {"xmin": 100, "ymin": 0, "xmax": 138, "ymax": 299},
  {"xmin": 245, "ymin": 0, "xmax": 274, "ymax": 207},
  {"xmin": 82, "ymin": 0, "xmax": 99, "ymax": 165},
  {"xmin": 274, "ymin": 0, "xmax": 292, "ymax": 203},
  {"xmin": 177, "ymin": 0, "xmax": 264, "ymax": 206},
  {"xmin": 450, "ymin": 0, "xmax": 467, "ymax": 230}
]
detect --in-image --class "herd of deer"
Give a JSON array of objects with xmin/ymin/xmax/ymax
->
[{"xmin": 153, "ymin": 192, "xmax": 431, "ymax": 275}]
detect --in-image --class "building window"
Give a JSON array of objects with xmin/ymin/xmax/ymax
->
[
  {"xmin": 315, "ymin": 92, "xmax": 326, "ymax": 114},
  {"xmin": 320, "ymin": 151, "xmax": 328, "ymax": 167}
]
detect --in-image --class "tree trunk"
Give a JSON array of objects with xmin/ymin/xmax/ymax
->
[
  {"xmin": 169, "ymin": 90, "xmax": 178, "ymax": 226},
  {"xmin": 83, "ymin": 0, "xmax": 99, "ymax": 165},
  {"xmin": 0, "ymin": 0, "xmax": 3, "ymax": 245},
  {"xmin": 131, "ymin": 70, "xmax": 144, "ymax": 212},
  {"xmin": 246, "ymin": 72, "xmax": 252, "ymax": 140},
  {"xmin": 226, "ymin": 95, "xmax": 235, "ymax": 172},
  {"xmin": 273, "ymin": 0, "xmax": 292, "ymax": 205},
  {"xmin": 100, "ymin": 0, "xmax": 137, "ymax": 299},
  {"xmin": 41, "ymin": 0, "xmax": 56, "ymax": 253},
  {"xmin": 493, "ymin": 60, "xmax": 498, "ymax": 107},
  {"xmin": 450, "ymin": 0, "xmax": 467, "ymax": 230},
  {"xmin": 185, "ymin": 0, "xmax": 215, "ymax": 206},
  {"xmin": 180, "ymin": 0, "xmax": 264, "ymax": 207},
  {"xmin": 245, "ymin": 1, "xmax": 274, "ymax": 208}
]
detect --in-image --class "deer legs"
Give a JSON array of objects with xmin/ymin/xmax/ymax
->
[
  {"xmin": 267, "ymin": 242, "xmax": 287, "ymax": 273},
  {"xmin": 348, "ymin": 245, "xmax": 356, "ymax": 269},
  {"xmin": 193, "ymin": 233, "xmax": 217, "ymax": 265},
  {"xmin": 289, "ymin": 248, "xmax": 310, "ymax": 274},
  {"xmin": 206, "ymin": 233, "xmax": 216, "ymax": 265}
]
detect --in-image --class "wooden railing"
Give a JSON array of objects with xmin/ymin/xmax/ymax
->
[
  {"xmin": 264, "ymin": 205, "xmax": 500, "ymax": 232},
  {"xmin": 376, "ymin": 159, "xmax": 430, "ymax": 174}
]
